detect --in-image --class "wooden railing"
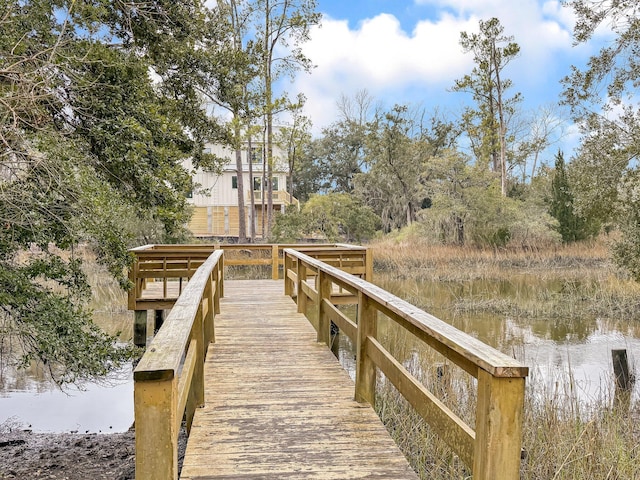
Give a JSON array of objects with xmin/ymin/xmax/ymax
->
[
  {"xmin": 249, "ymin": 189, "xmax": 300, "ymax": 208},
  {"xmin": 128, "ymin": 243, "xmax": 372, "ymax": 311},
  {"xmin": 133, "ymin": 250, "xmax": 223, "ymax": 480},
  {"xmin": 283, "ymin": 249, "xmax": 528, "ymax": 480}
]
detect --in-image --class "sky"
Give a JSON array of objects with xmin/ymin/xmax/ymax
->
[{"xmin": 287, "ymin": 0, "xmax": 606, "ymax": 154}]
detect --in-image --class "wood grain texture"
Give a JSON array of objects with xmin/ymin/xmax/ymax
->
[{"xmin": 179, "ymin": 280, "xmax": 418, "ymax": 480}]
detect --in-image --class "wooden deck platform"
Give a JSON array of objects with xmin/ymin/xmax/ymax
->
[{"xmin": 179, "ymin": 279, "xmax": 418, "ymax": 480}]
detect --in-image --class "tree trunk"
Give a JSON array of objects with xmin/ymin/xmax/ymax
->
[
  {"xmin": 455, "ymin": 215, "xmax": 465, "ymax": 245},
  {"xmin": 247, "ymin": 131, "xmax": 256, "ymax": 242},
  {"xmin": 493, "ymin": 42, "xmax": 508, "ymax": 197},
  {"xmin": 234, "ymin": 122, "xmax": 247, "ymax": 242}
]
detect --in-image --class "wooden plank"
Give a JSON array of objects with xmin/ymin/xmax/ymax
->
[
  {"xmin": 323, "ymin": 299, "xmax": 357, "ymax": 342},
  {"xmin": 473, "ymin": 370, "xmax": 525, "ymax": 480},
  {"xmin": 180, "ymin": 280, "xmax": 418, "ymax": 480}
]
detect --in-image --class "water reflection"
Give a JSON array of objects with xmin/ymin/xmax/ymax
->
[
  {"xmin": 0, "ymin": 363, "xmax": 133, "ymax": 433},
  {"xmin": 0, "ymin": 298, "xmax": 134, "ymax": 433},
  {"xmin": 2, "ymin": 270, "xmax": 638, "ymax": 431},
  {"xmin": 375, "ymin": 274, "xmax": 640, "ymax": 405}
]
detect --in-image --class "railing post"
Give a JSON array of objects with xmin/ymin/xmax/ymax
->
[
  {"xmin": 213, "ymin": 264, "xmax": 221, "ymax": 314},
  {"xmin": 193, "ymin": 302, "xmax": 206, "ymax": 408},
  {"xmin": 296, "ymin": 261, "xmax": 307, "ymax": 314},
  {"xmin": 128, "ymin": 257, "xmax": 138, "ymax": 310},
  {"xmin": 271, "ymin": 244, "xmax": 279, "ymax": 280},
  {"xmin": 284, "ymin": 252, "xmax": 293, "ymax": 296},
  {"xmin": 134, "ymin": 310, "xmax": 147, "ymax": 347},
  {"xmin": 316, "ymin": 270, "xmax": 332, "ymax": 345},
  {"xmin": 134, "ymin": 375, "xmax": 178, "ymax": 480},
  {"xmin": 365, "ymin": 247, "xmax": 374, "ymax": 282},
  {"xmin": 355, "ymin": 292, "xmax": 377, "ymax": 405},
  {"xmin": 217, "ymin": 255, "xmax": 224, "ymax": 299},
  {"xmin": 204, "ymin": 278, "xmax": 215, "ymax": 346},
  {"xmin": 184, "ymin": 302, "xmax": 206, "ymax": 434},
  {"xmin": 473, "ymin": 370, "xmax": 525, "ymax": 480}
]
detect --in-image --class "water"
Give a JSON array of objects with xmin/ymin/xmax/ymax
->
[
  {"xmin": 0, "ymin": 290, "xmax": 135, "ymax": 433},
  {"xmin": 0, "ymin": 363, "xmax": 133, "ymax": 433},
  {"xmin": 1, "ymin": 270, "xmax": 638, "ymax": 432},
  {"xmin": 376, "ymin": 274, "xmax": 640, "ymax": 405}
]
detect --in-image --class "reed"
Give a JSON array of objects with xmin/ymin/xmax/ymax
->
[
  {"xmin": 364, "ymin": 237, "xmax": 640, "ymax": 479},
  {"xmin": 370, "ymin": 323, "xmax": 640, "ymax": 479},
  {"xmin": 371, "ymin": 237, "xmax": 640, "ymax": 322},
  {"xmin": 371, "ymin": 237, "xmax": 612, "ymax": 282}
]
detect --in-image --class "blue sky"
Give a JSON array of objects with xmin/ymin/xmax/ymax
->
[{"xmin": 289, "ymin": 0, "xmax": 609, "ymax": 158}]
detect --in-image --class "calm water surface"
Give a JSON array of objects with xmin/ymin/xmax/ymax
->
[
  {"xmin": 1, "ymin": 272, "xmax": 638, "ymax": 431},
  {"xmin": 0, "ymin": 303, "xmax": 135, "ymax": 433},
  {"xmin": 378, "ymin": 274, "xmax": 640, "ymax": 405}
]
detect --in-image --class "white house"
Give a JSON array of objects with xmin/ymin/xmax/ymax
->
[{"xmin": 185, "ymin": 137, "xmax": 298, "ymax": 238}]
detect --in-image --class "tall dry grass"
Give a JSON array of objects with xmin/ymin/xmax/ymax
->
[
  {"xmin": 369, "ymin": 321, "xmax": 640, "ymax": 479},
  {"xmin": 371, "ymin": 237, "xmax": 613, "ymax": 282},
  {"xmin": 363, "ymin": 237, "xmax": 640, "ymax": 479},
  {"xmin": 371, "ymin": 237, "xmax": 640, "ymax": 321}
]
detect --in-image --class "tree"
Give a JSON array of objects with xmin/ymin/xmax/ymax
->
[
  {"xmin": 312, "ymin": 91, "xmax": 376, "ymax": 194},
  {"xmin": 354, "ymin": 105, "xmax": 456, "ymax": 233},
  {"xmin": 0, "ymin": 1, "xmax": 224, "ymax": 384},
  {"xmin": 452, "ymin": 17, "xmax": 521, "ymax": 196},
  {"xmin": 548, "ymin": 151, "xmax": 598, "ymax": 243},
  {"xmin": 355, "ymin": 105, "xmax": 424, "ymax": 231},
  {"xmin": 203, "ymin": 0, "xmax": 265, "ymax": 242},
  {"xmin": 252, "ymin": 0, "xmax": 320, "ymax": 236},
  {"xmin": 275, "ymin": 103, "xmax": 312, "ymax": 199},
  {"xmin": 291, "ymin": 138, "xmax": 329, "ymax": 202},
  {"xmin": 562, "ymin": 1, "xmax": 640, "ymax": 275},
  {"xmin": 510, "ymin": 105, "xmax": 569, "ymax": 184},
  {"xmin": 271, "ymin": 193, "xmax": 380, "ymax": 242}
]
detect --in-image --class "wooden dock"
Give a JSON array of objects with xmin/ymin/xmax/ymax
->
[
  {"xmin": 179, "ymin": 279, "xmax": 418, "ymax": 480},
  {"xmin": 132, "ymin": 245, "xmax": 527, "ymax": 480}
]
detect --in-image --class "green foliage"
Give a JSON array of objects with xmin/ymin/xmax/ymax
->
[
  {"xmin": 269, "ymin": 210, "xmax": 309, "ymax": 243},
  {"xmin": 0, "ymin": 0, "xmax": 223, "ymax": 384},
  {"xmin": 354, "ymin": 106, "xmax": 457, "ymax": 233},
  {"xmin": 304, "ymin": 194, "xmax": 380, "ymax": 242},
  {"xmin": 0, "ymin": 258, "xmax": 135, "ymax": 385},
  {"xmin": 420, "ymin": 155, "xmax": 561, "ymax": 248},
  {"xmin": 611, "ymin": 171, "xmax": 640, "ymax": 281},
  {"xmin": 293, "ymin": 139, "xmax": 329, "ymax": 202},
  {"xmin": 562, "ymin": 1, "xmax": 640, "ymax": 278},
  {"xmin": 548, "ymin": 151, "xmax": 598, "ymax": 243},
  {"xmin": 270, "ymin": 193, "xmax": 380, "ymax": 243}
]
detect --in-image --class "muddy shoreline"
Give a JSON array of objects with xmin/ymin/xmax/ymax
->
[{"xmin": 0, "ymin": 427, "xmax": 187, "ymax": 479}]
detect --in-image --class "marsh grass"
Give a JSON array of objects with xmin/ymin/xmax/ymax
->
[
  {"xmin": 371, "ymin": 238, "xmax": 613, "ymax": 282},
  {"xmin": 363, "ymin": 238, "xmax": 640, "ymax": 479},
  {"xmin": 369, "ymin": 323, "xmax": 640, "ymax": 479},
  {"xmin": 450, "ymin": 277, "xmax": 640, "ymax": 319},
  {"xmin": 371, "ymin": 238, "xmax": 640, "ymax": 322}
]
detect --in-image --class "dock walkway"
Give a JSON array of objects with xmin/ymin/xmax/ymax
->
[{"xmin": 179, "ymin": 279, "xmax": 418, "ymax": 479}]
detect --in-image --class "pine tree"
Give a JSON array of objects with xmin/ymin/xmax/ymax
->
[{"xmin": 548, "ymin": 151, "xmax": 595, "ymax": 243}]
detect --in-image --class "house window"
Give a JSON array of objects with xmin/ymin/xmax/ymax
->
[
  {"xmin": 232, "ymin": 176, "xmax": 238, "ymax": 189},
  {"xmin": 251, "ymin": 147, "xmax": 263, "ymax": 164},
  {"xmin": 252, "ymin": 177, "xmax": 279, "ymax": 191}
]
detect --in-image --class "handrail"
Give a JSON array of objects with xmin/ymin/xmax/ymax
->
[
  {"xmin": 283, "ymin": 248, "xmax": 528, "ymax": 480},
  {"xmin": 128, "ymin": 243, "xmax": 372, "ymax": 313},
  {"xmin": 133, "ymin": 250, "xmax": 224, "ymax": 480}
]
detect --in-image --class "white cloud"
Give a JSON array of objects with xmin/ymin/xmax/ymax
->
[{"xmin": 290, "ymin": 1, "xmax": 580, "ymax": 132}]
